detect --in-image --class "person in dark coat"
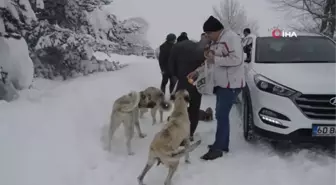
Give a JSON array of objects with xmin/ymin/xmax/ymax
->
[
  {"xmin": 168, "ymin": 33, "xmax": 210, "ymax": 140},
  {"xmin": 242, "ymin": 28, "xmax": 252, "ymax": 63},
  {"xmin": 158, "ymin": 33, "xmax": 177, "ymax": 94},
  {"xmin": 176, "ymin": 32, "xmax": 189, "ymax": 43}
]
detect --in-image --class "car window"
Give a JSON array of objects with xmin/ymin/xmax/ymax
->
[{"xmin": 255, "ymin": 36, "xmax": 336, "ymax": 63}]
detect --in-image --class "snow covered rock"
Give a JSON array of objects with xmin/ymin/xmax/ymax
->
[
  {"xmin": 0, "ymin": 77, "xmax": 19, "ymax": 102},
  {"xmin": 0, "ymin": 37, "xmax": 34, "ymax": 90}
]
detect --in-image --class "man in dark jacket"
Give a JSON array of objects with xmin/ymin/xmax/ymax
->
[
  {"xmin": 242, "ymin": 28, "xmax": 252, "ymax": 63},
  {"xmin": 158, "ymin": 33, "xmax": 177, "ymax": 94},
  {"xmin": 176, "ymin": 32, "xmax": 189, "ymax": 43},
  {"xmin": 168, "ymin": 33, "xmax": 210, "ymax": 140}
]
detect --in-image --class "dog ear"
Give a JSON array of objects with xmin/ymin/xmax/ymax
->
[
  {"xmin": 170, "ymin": 94, "xmax": 175, "ymax": 101},
  {"xmin": 184, "ymin": 95, "xmax": 190, "ymax": 102}
]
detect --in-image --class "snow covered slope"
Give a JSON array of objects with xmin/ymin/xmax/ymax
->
[{"xmin": 0, "ymin": 55, "xmax": 334, "ymax": 185}]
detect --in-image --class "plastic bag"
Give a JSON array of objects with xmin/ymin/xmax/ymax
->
[{"xmin": 193, "ymin": 61, "xmax": 215, "ymax": 95}]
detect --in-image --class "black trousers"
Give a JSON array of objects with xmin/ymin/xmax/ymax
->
[
  {"xmin": 160, "ymin": 73, "xmax": 176, "ymax": 94},
  {"xmin": 177, "ymin": 78, "xmax": 202, "ymax": 137}
]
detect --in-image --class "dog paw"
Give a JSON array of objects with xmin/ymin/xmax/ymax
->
[
  {"xmin": 137, "ymin": 178, "xmax": 145, "ymax": 185},
  {"xmin": 185, "ymin": 159, "xmax": 191, "ymax": 164},
  {"xmin": 139, "ymin": 133, "xmax": 147, "ymax": 138},
  {"xmin": 128, "ymin": 151, "xmax": 135, "ymax": 156},
  {"xmin": 164, "ymin": 181, "xmax": 172, "ymax": 185}
]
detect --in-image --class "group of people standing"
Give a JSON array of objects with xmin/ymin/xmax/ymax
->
[{"xmin": 156, "ymin": 15, "xmax": 252, "ymax": 161}]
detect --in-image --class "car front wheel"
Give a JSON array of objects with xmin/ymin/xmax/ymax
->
[{"xmin": 243, "ymin": 90, "xmax": 256, "ymax": 142}]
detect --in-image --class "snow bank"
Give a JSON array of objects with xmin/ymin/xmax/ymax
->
[
  {"xmin": 94, "ymin": 51, "xmax": 156, "ymax": 65},
  {"xmin": 0, "ymin": 37, "xmax": 34, "ymax": 90}
]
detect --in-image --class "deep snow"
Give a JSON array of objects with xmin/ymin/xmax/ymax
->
[{"xmin": 0, "ymin": 55, "xmax": 335, "ymax": 185}]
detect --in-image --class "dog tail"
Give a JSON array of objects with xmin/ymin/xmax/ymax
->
[
  {"xmin": 171, "ymin": 139, "xmax": 202, "ymax": 158},
  {"xmin": 119, "ymin": 91, "xmax": 141, "ymax": 112}
]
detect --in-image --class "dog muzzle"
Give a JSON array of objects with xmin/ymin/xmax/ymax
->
[{"xmin": 146, "ymin": 101, "xmax": 157, "ymax": 108}]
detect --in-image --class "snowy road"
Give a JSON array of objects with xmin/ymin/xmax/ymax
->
[{"xmin": 0, "ymin": 56, "xmax": 335, "ymax": 185}]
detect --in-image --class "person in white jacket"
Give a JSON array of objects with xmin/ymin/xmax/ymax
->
[{"xmin": 192, "ymin": 15, "xmax": 245, "ymax": 160}]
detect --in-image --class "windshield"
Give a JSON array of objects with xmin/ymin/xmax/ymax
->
[{"xmin": 255, "ymin": 36, "xmax": 336, "ymax": 63}]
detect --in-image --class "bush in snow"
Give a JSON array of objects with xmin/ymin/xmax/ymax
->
[
  {"xmin": 23, "ymin": 0, "xmax": 150, "ymax": 79},
  {"xmin": 31, "ymin": 22, "xmax": 95, "ymax": 79},
  {"xmin": 86, "ymin": 9, "xmax": 153, "ymax": 55},
  {"xmin": 0, "ymin": 37, "xmax": 34, "ymax": 89},
  {"xmin": 27, "ymin": 21, "xmax": 126, "ymax": 79},
  {"xmin": 0, "ymin": 0, "xmax": 38, "ymax": 101},
  {"xmin": 1, "ymin": 0, "xmax": 149, "ymax": 92}
]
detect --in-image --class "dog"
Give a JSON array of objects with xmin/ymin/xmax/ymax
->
[
  {"xmin": 199, "ymin": 107, "xmax": 213, "ymax": 121},
  {"xmin": 139, "ymin": 87, "xmax": 171, "ymax": 125},
  {"xmin": 106, "ymin": 90, "xmax": 170, "ymax": 155},
  {"xmin": 137, "ymin": 90, "xmax": 201, "ymax": 185}
]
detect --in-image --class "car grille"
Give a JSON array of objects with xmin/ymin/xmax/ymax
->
[{"xmin": 294, "ymin": 94, "xmax": 336, "ymax": 120}]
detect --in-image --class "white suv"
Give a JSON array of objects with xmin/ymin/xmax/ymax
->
[{"xmin": 242, "ymin": 33, "xmax": 336, "ymax": 145}]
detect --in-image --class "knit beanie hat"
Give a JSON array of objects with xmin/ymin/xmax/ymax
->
[
  {"xmin": 203, "ymin": 16, "xmax": 224, "ymax": 32},
  {"xmin": 166, "ymin": 33, "xmax": 177, "ymax": 42}
]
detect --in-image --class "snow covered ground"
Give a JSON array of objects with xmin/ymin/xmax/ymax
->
[{"xmin": 0, "ymin": 55, "xmax": 335, "ymax": 185}]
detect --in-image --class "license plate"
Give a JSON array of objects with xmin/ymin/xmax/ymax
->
[{"xmin": 312, "ymin": 124, "xmax": 336, "ymax": 137}]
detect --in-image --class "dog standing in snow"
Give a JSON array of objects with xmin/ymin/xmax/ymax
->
[
  {"xmin": 139, "ymin": 87, "xmax": 171, "ymax": 125},
  {"xmin": 137, "ymin": 90, "xmax": 201, "ymax": 185}
]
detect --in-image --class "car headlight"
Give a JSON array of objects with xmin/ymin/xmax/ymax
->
[{"xmin": 254, "ymin": 74, "xmax": 296, "ymax": 97}]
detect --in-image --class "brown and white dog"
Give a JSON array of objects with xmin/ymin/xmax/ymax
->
[{"xmin": 137, "ymin": 90, "xmax": 201, "ymax": 185}]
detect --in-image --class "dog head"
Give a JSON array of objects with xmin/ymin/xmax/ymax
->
[
  {"xmin": 143, "ymin": 87, "xmax": 162, "ymax": 97},
  {"xmin": 170, "ymin": 89, "xmax": 190, "ymax": 103},
  {"xmin": 138, "ymin": 91, "xmax": 151, "ymax": 108},
  {"xmin": 140, "ymin": 87, "xmax": 167, "ymax": 109}
]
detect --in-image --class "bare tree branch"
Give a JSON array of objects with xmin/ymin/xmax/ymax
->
[
  {"xmin": 268, "ymin": 0, "xmax": 335, "ymax": 38},
  {"xmin": 213, "ymin": 0, "xmax": 259, "ymax": 35}
]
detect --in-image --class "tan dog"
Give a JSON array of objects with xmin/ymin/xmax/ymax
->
[
  {"xmin": 106, "ymin": 91, "xmax": 148, "ymax": 155},
  {"xmin": 139, "ymin": 87, "xmax": 171, "ymax": 125},
  {"xmin": 137, "ymin": 90, "xmax": 201, "ymax": 185}
]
